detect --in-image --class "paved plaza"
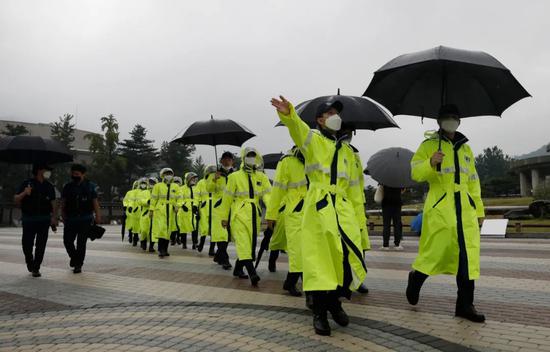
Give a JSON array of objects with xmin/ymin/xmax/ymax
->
[{"xmin": 1, "ymin": 226, "xmax": 550, "ymax": 352}]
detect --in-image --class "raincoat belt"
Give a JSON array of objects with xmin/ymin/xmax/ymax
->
[{"xmin": 309, "ymin": 182, "xmax": 347, "ymax": 198}]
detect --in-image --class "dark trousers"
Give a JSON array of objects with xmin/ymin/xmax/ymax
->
[
  {"xmin": 22, "ymin": 221, "xmax": 50, "ymax": 271},
  {"xmin": 382, "ymin": 204, "xmax": 402, "ymax": 247},
  {"xmin": 215, "ymin": 241, "xmax": 230, "ymax": 265},
  {"xmin": 310, "ymin": 290, "xmax": 342, "ymax": 316},
  {"xmin": 63, "ymin": 220, "xmax": 89, "ymax": 267}
]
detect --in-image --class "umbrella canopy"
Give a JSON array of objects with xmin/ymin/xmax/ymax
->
[
  {"xmin": 364, "ymin": 45, "xmax": 530, "ymax": 119},
  {"xmin": 173, "ymin": 116, "xmax": 255, "ymax": 146},
  {"xmin": 366, "ymin": 147, "xmax": 418, "ymax": 188},
  {"xmin": 276, "ymin": 93, "xmax": 399, "ymax": 130},
  {"xmin": 0, "ymin": 135, "xmax": 73, "ymax": 164},
  {"xmin": 262, "ymin": 153, "xmax": 284, "ymax": 170}
]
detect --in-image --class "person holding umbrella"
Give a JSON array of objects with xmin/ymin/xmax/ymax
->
[
  {"xmin": 150, "ymin": 168, "xmax": 178, "ymax": 258},
  {"xmin": 14, "ymin": 164, "xmax": 58, "ymax": 277},
  {"xmin": 61, "ymin": 164, "xmax": 101, "ymax": 274},
  {"xmin": 407, "ymin": 104, "xmax": 486, "ymax": 322},
  {"xmin": 265, "ymin": 146, "xmax": 307, "ymax": 297},
  {"xmin": 270, "ymin": 96, "xmax": 367, "ymax": 336},
  {"xmin": 220, "ymin": 147, "xmax": 271, "ymax": 287}
]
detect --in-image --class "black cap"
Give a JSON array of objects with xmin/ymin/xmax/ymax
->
[
  {"xmin": 71, "ymin": 163, "xmax": 87, "ymax": 173},
  {"xmin": 315, "ymin": 100, "xmax": 343, "ymax": 118},
  {"xmin": 221, "ymin": 151, "xmax": 234, "ymax": 160},
  {"xmin": 438, "ymin": 104, "xmax": 460, "ymax": 118}
]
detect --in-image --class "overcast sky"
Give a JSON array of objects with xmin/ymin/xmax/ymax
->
[{"xmin": 1, "ymin": 0, "xmax": 548, "ymax": 179}]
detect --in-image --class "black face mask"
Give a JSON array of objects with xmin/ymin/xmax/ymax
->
[{"xmin": 72, "ymin": 176, "xmax": 82, "ymax": 183}]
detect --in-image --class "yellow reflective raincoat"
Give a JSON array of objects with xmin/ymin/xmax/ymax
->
[
  {"xmin": 123, "ymin": 182, "xmax": 140, "ymax": 233},
  {"xmin": 150, "ymin": 179, "xmax": 179, "ymax": 241},
  {"xmin": 177, "ymin": 173, "xmax": 199, "ymax": 234},
  {"xmin": 411, "ymin": 132, "xmax": 484, "ymax": 279},
  {"xmin": 197, "ymin": 174, "xmax": 214, "ymax": 238},
  {"xmin": 277, "ymin": 105, "xmax": 367, "ymax": 293},
  {"xmin": 265, "ymin": 147, "xmax": 308, "ymax": 273},
  {"xmin": 205, "ymin": 171, "xmax": 230, "ymax": 242},
  {"xmin": 135, "ymin": 181, "xmax": 153, "ymax": 242},
  {"xmin": 347, "ymin": 144, "xmax": 370, "ymax": 251},
  {"xmin": 220, "ymin": 147, "xmax": 271, "ymax": 261}
]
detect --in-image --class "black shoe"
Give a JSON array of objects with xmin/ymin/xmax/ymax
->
[
  {"xmin": 140, "ymin": 240, "xmax": 147, "ymax": 251},
  {"xmin": 159, "ymin": 253, "xmax": 165, "ymax": 258},
  {"xmin": 128, "ymin": 235, "xmax": 132, "ymax": 243},
  {"xmin": 69, "ymin": 258, "xmax": 76, "ymax": 268},
  {"xmin": 176, "ymin": 236, "xmax": 182, "ymax": 245},
  {"xmin": 406, "ymin": 271, "xmax": 421, "ymax": 305},
  {"xmin": 26, "ymin": 263, "xmax": 33, "ymax": 273},
  {"xmin": 329, "ymin": 306, "xmax": 350, "ymax": 327},
  {"xmin": 170, "ymin": 239, "xmax": 176, "ymax": 246},
  {"xmin": 148, "ymin": 246, "xmax": 156, "ymax": 253},
  {"xmin": 73, "ymin": 266, "xmax": 82, "ymax": 274},
  {"xmin": 313, "ymin": 314, "xmax": 331, "ymax": 336},
  {"xmin": 222, "ymin": 263, "xmax": 232, "ymax": 270},
  {"xmin": 192, "ymin": 243, "xmax": 197, "ymax": 250},
  {"xmin": 283, "ymin": 281, "xmax": 302, "ymax": 297},
  {"xmin": 357, "ymin": 284, "xmax": 369, "ymax": 294},
  {"xmin": 209, "ymin": 250, "xmax": 216, "ymax": 257},
  {"xmin": 455, "ymin": 305, "xmax": 486, "ymax": 323},
  {"xmin": 182, "ymin": 243, "xmax": 187, "ymax": 249},
  {"xmin": 250, "ymin": 274, "xmax": 261, "ymax": 287},
  {"xmin": 133, "ymin": 235, "xmax": 139, "ymax": 246},
  {"xmin": 268, "ymin": 259, "xmax": 276, "ymax": 273},
  {"xmin": 165, "ymin": 252, "xmax": 170, "ymax": 257},
  {"xmin": 233, "ymin": 271, "xmax": 248, "ymax": 279},
  {"xmin": 32, "ymin": 270, "xmax": 41, "ymax": 278}
]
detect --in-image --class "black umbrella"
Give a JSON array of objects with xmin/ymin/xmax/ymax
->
[
  {"xmin": 262, "ymin": 153, "xmax": 284, "ymax": 170},
  {"xmin": 366, "ymin": 148, "xmax": 418, "ymax": 188},
  {"xmin": 364, "ymin": 45, "xmax": 530, "ymax": 119},
  {"xmin": 0, "ymin": 135, "xmax": 73, "ymax": 164},
  {"xmin": 276, "ymin": 90, "xmax": 399, "ymax": 130},
  {"xmin": 172, "ymin": 115, "xmax": 255, "ymax": 163}
]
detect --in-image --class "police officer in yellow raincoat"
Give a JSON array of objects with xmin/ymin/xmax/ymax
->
[
  {"xmin": 150, "ymin": 168, "xmax": 178, "ymax": 258},
  {"xmin": 134, "ymin": 178, "xmax": 149, "ymax": 251},
  {"xmin": 123, "ymin": 181, "xmax": 141, "ymax": 246},
  {"xmin": 177, "ymin": 172, "xmax": 199, "ymax": 249},
  {"xmin": 266, "ymin": 146, "xmax": 307, "ymax": 297},
  {"xmin": 196, "ymin": 165, "xmax": 217, "ymax": 254},
  {"xmin": 138, "ymin": 177, "xmax": 157, "ymax": 252},
  {"xmin": 407, "ymin": 104, "xmax": 485, "ymax": 323},
  {"xmin": 207, "ymin": 161, "xmax": 233, "ymax": 270},
  {"xmin": 170, "ymin": 176, "xmax": 183, "ymax": 246},
  {"xmin": 220, "ymin": 147, "xmax": 271, "ymax": 286},
  {"xmin": 271, "ymin": 96, "xmax": 367, "ymax": 336},
  {"xmin": 339, "ymin": 123, "xmax": 370, "ymax": 294}
]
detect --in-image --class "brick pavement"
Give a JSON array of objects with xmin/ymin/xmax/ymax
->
[{"xmin": 1, "ymin": 226, "xmax": 550, "ymax": 351}]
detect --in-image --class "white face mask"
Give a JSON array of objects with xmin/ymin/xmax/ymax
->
[
  {"xmin": 245, "ymin": 156, "xmax": 256, "ymax": 167},
  {"xmin": 189, "ymin": 179, "xmax": 197, "ymax": 186},
  {"xmin": 221, "ymin": 164, "xmax": 231, "ymax": 171},
  {"xmin": 164, "ymin": 175, "xmax": 173, "ymax": 182},
  {"xmin": 325, "ymin": 114, "xmax": 342, "ymax": 131},
  {"xmin": 140, "ymin": 184, "xmax": 147, "ymax": 190},
  {"xmin": 440, "ymin": 118, "xmax": 460, "ymax": 133},
  {"xmin": 42, "ymin": 171, "xmax": 52, "ymax": 179}
]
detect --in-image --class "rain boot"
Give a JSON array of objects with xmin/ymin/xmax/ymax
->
[
  {"xmin": 268, "ymin": 250, "xmax": 279, "ymax": 272},
  {"xmin": 181, "ymin": 233, "xmax": 188, "ymax": 249},
  {"xmin": 406, "ymin": 270, "xmax": 428, "ymax": 305},
  {"xmin": 283, "ymin": 272, "xmax": 302, "ymax": 297},
  {"xmin": 243, "ymin": 260, "xmax": 260, "ymax": 287},
  {"xmin": 208, "ymin": 241, "xmax": 216, "ymax": 257},
  {"xmin": 312, "ymin": 292, "xmax": 331, "ymax": 336},
  {"xmin": 197, "ymin": 236, "xmax": 206, "ymax": 252}
]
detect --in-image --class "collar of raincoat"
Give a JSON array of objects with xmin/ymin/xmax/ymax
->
[
  {"xmin": 429, "ymin": 130, "xmax": 469, "ymax": 148},
  {"xmin": 132, "ymin": 181, "xmax": 139, "ymax": 189},
  {"xmin": 240, "ymin": 146, "xmax": 263, "ymax": 173}
]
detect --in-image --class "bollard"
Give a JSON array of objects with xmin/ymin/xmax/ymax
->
[{"xmin": 515, "ymin": 222, "xmax": 522, "ymax": 233}]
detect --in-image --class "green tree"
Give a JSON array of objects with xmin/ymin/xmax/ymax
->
[
  {"xmin": 119, "ymin": 124, "xmax": 158, "ymax": 183},
  {"xmin": 1, "ymin": 124, "xmax": 29, "ymax": 136},
  {"xmin": 50, "ymin": 114, "xmax": 75, "ymax": 149},
  {"xmin": 0, "ymin": 124, "xmax": 29, "ymax": 202},
  {"xmin": 84, "ymin": 114, "xmax": 126, "ymax": 201},
  {"xmin": 191, "ymin": 156, "xmax": 206, "ymax": 179},
  {"xmin": 159, "ymin": 142, "xmax": 195, "ymax": 177},
  {"xmin": 475, "ymin": 146, "xmax": 519, "ymax": 197}
]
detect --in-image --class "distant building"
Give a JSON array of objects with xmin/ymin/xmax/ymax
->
[
  {"xmin": 511, "ymin": 143, "xmax": 550, "ymax": 196},
  {"xmin": 0, "ymin": 120, "xmax": 98, "ymax": 164}
]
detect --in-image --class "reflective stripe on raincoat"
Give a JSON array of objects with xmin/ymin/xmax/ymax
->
[
  {"xmin": 411, "ymin": 132, "xmax": 484, "ymax": 279},
  {"xmin": 278, "ymin": 105, "xmax": 367, "ymax": 294}
]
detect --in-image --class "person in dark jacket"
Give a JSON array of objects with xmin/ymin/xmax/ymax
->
[
  {"xmin": 61, "ymin": 164, "xmax": 101, "ymax": 273},
  {"xmin": 14, "ymin": 164, "xmax": 58, "ymax": 277},
  {"xmin": 380, "ymin": 185, "xmax": 404, "ymax": 250}
]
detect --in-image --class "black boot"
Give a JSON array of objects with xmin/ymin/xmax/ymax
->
[
  {"xmin": 455, "ymin": 304, "xmax": 486, "ymax": 323},
  {"xmin": 268, "ymin": 250, "xmax": 279, "ymax": 272},
  {"xmin": 158, "ymin": 239, "xmax": 167, "ymax": 258},
  {"xmin": 170, "ymin": 232, "xmax": 176, "ymax": 246},
  {"xmin": 191, "ymin": 231, "xmax": 198, "ymax": 250},
  {"xmin": 327, "ymin": 294, "xmax": 349, "ymax": 327},
  {"xmin": 243, "ymin": 260, "xmax": 260, "ymax": 287},
  {"xmin": 208, "ymin": 241, "xmax": 216, "ymax": 257},
  {"xmin": 176, "ymin": 233, "xmax": 182, "ymax": 245},
  {"xmin": 283, "ymin": 272, "xmax": 302, "ymax": 297},
  {"xmin": 312, "ymin": 293, "xmax": 331, "ymax": 336},
  {"xmin": 406, "ymin": 270, "xmax": 427, "ymax": 305},
  {"xmin": 197, "ymin": 236, "xmax": 206, "ymax": 252},
  {"xmin": 128, "ymin": 231, "xmax": 133, "ymax": 243},
  {"xmin": 140, "ymin": 240, "xmax": 147, "ymax": 251},
  {"xmin": 132, "ymin": 233, "xmax": 139, "ymax": 246},
  {"xmin": 357, "ymin": 284, "xmax": 369, "ymax": 294},
  {"xmin": 148, "ymin": 242, "xmax": 156, "ymax": 253},
  {"xmin": 233, "ymin": 260, "xmax": 248, "ymax": 279}
]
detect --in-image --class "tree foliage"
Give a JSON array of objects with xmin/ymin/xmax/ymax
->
[
  {"xmin": 159, "ymin": 142, "xmax": 195, "ymax": 177},
  {"xmin": 475, "ymin": 146, "xmax": 519, "ymax": 197},
  {"xmin": 119, "ymin": 124, "xmax": 158, "ymax": 183},
  {"xmin": 1, "ymin": 124, "xmax": 29, "ymax": 136},
  {"xmin": 50, "ymin": 114, "xmax": 75, "ymax": 150}
]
